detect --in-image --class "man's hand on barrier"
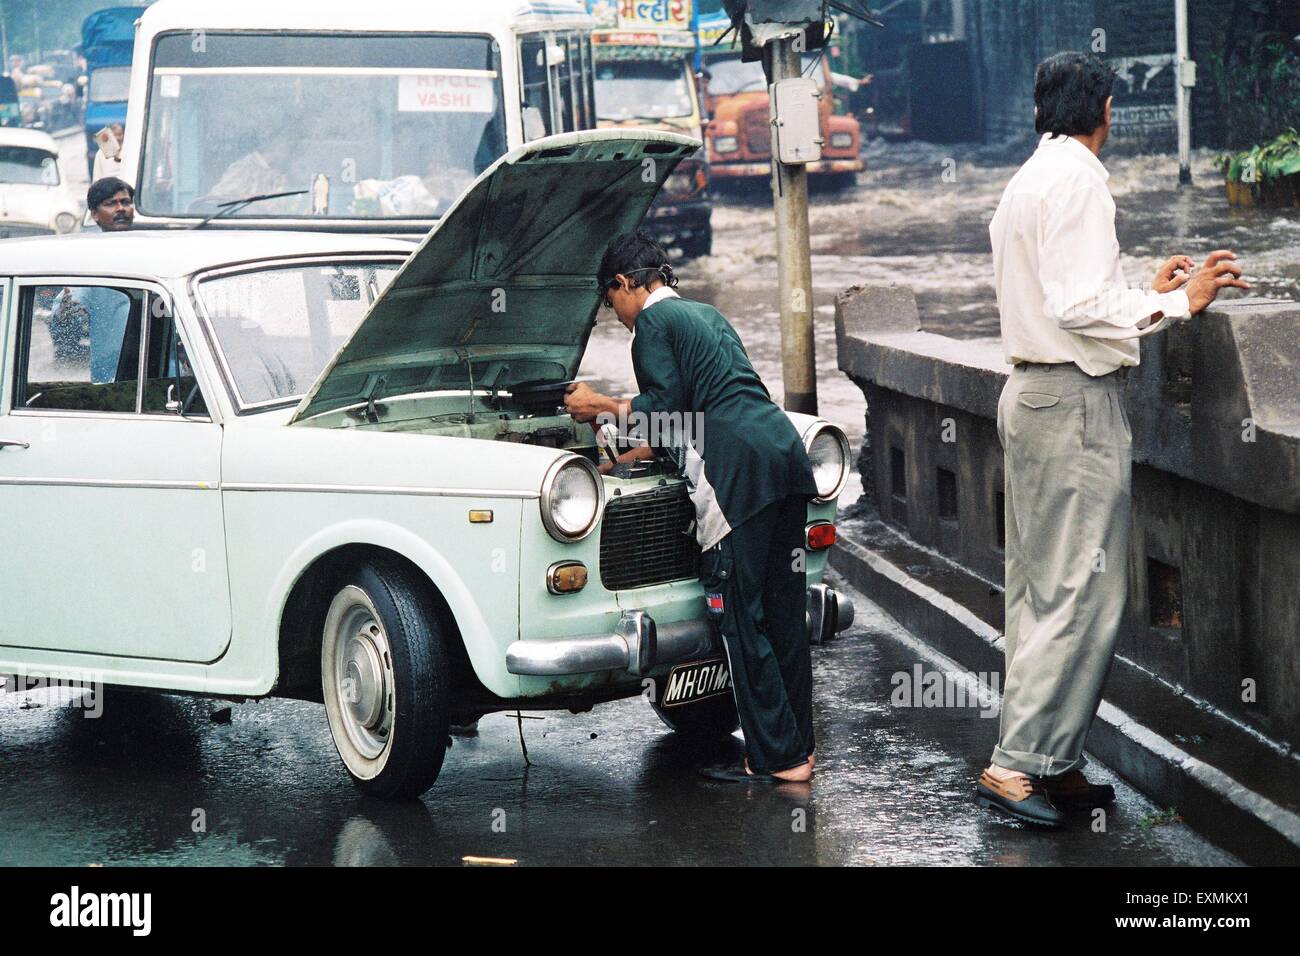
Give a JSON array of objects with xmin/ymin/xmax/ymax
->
[
  {"xmin": 1153, "ymin": 255, "xmax": 1194, "ymax": 292},
  {"xmin": 1185, "ymin": 250, "xmax": 1250, "ymax": 315}
]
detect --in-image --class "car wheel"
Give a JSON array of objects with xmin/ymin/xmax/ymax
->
[
  {"xmin": 321, "ymin": 560, "xmax": 450, "ymax": 800},
  {"xmin": 650, "ymin": 691, "xmax": 739, "ymax": 738}
]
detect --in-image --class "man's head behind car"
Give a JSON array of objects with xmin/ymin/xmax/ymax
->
[{"xmin": 87, "ymin": 177, "xmax": 134, "ymax": 232}]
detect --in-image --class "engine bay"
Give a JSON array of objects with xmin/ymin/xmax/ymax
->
[{"xmin": 305, "ymin": 386, "xmax": 680, "ymax": 480}]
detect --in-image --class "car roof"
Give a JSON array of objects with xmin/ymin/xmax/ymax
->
[
  {"xmin": 0, "ymin": 230, "xmax": 416, "ymax": 279},
  {"xmin": 0, "ymin": 127, "xmax": 60, "ymax": 152}
]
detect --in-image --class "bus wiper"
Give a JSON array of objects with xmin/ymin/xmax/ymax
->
[{"xmin": 192, "ymin": 190, "xmax": 308, "ymax": 229}]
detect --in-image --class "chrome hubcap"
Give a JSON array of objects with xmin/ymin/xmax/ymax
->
[{"xmin": 325, "ymin": 589, "xmax": 395, "ymax": 764}]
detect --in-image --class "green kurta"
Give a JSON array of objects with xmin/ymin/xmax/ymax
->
[{"xmin": 627, "ymin": 295, "xmax": 818, "ymax": 548}]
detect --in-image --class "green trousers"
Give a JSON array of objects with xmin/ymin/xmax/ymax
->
[
  {"xmin": 993, "ymin": 363, "xmax": 1132, "ymax": 777},
  {"xmin": 702, "ymin": 494, "xmax": 814, "ymax": 774}
]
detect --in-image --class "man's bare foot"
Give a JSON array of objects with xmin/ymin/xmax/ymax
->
[
  {"xmin": 808, "ymin": 753, "xmax": 816, "ymax": 771},
  {"xmin": 746, "ymin": 756, "xmax": 813, "ymax": 782},
  {"xmin": 773, "ymin": 760, "xmax": 813, "ymax": 782}
]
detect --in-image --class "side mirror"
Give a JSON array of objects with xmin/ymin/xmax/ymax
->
[{"xmin": 165, "ymin": 383, "xmax": 181, "ymax": 413}]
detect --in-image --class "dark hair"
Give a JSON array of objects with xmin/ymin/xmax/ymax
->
[
  {"xmin": 1033, "ymin": 52, "xmax": 1116, "ymax": 138},
  {"xmin": 597, "ymin": 230, "xmax": 678, "ymax": 292},
  {"xmin": 87, "ymin": 176, "xmax": 134, "ymax": 211}
]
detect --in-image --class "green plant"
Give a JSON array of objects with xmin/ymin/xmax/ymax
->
[
  {"xmin": 1204, "ymin": 34, "xmax": 1300, "ymax": 150},
  {"xmin": 1217, "ymin": 128, "xmax": 1300, "ymax": 185},
  {"xmin": 1138, "ymin": 807, "xmax": 1183, "ymax": 829}
]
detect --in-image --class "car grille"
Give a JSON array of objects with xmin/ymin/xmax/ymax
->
[
  {"xmin": 743, "ymin": 109, "xmax": 771, "ymax": 157},
  {"xmin": 599, "ymin": 483, "xmax": 700, "ymax": 590}
]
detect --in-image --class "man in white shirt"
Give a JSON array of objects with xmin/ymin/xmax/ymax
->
[{"xmin": 976, "ymin": 52, "xmax": 1249, "ymax": 827}]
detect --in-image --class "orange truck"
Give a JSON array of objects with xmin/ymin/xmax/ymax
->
[
  {"xmin": 698, "ymin": 30, "xmax": 863, "ymax": 187},
  {"xmin": 589, "ymin": 0, "xmax": 713, "ymax": 256}
]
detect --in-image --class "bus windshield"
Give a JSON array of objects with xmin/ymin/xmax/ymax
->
[{"xmin": 138, "ymin": 32, "xmax": 507, "ymax": 220}]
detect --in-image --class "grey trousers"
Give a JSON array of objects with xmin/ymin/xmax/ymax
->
[{"xmin": 993, "ymin": 362, "xmax": 1132, "ymax": 777}]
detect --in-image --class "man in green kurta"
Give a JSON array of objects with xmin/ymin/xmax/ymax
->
[{"xmin": 565, "ymin": 232, "xmax": 820, "ymax": 783}]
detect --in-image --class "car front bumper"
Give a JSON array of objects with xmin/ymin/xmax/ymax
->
[{"xmin": 505, "ymin": 583, "xmax": 854, "ymax": 677}]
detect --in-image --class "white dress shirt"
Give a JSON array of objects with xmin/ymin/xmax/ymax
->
[{"xmin": 989, "ymin": 133, "xmax": 1191, "ymax": 376}]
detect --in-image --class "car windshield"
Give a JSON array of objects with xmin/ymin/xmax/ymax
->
[
  {"xmin": 198, "ymin": 261, "xmax": 402, "ymax": 407},
  {"xmin": 594, "ymin": 60, "xmax": 693, "ymax": 120},
  {"xmin": 0, "ymin": 146, "xmax": 59, "ymax": 185},
  {"xmin": 88, "ymin": 66, "xmax": 131, "ymax": 103},
  {"xmin": 139, "ymin": 32, "xmax": 507, "ymax": 220}
]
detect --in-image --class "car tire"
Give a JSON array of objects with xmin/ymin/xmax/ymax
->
[
  {"xmin": 321, "ymin": 559, "xmax": 450, "ymax": 800},
  {"xmin": 650, "ymin": 690, "xmax": 739, "ymax": 738}
]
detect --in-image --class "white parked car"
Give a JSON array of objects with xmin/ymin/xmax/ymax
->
[
  {"xmin": 0, "ymin": 127, "xmax": 80, "ymax": 239},
  {"xmin": 0, "ymin": 131, "xmax": 852, "ymax": 798}
]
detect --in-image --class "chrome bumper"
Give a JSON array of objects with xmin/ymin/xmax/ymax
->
[{"xmin": 505, "ymin": 586, "xmax": 855, "ymax": 677}]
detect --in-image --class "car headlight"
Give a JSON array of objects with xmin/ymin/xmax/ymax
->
[
  {"xmin": 664, "ymin": 172, "xmax": 693, "ymax": 198},
  {"xmin": 54, "ymin": 212, "xmax": 78, "ymax": 234},
  {"xmin": 830, "ymin": 131, "xmax": 854, "ymax": 149},
  {"xmin": 713, "ymin": 135, "xmax": 739, "ymax": 154},
  {"xmin": 804, "ymin": 423, "xmax": 850, "ymax": 503},
  {"xmin": 540, "ymin": 454, "xmax": 604, "ymax": 542}
]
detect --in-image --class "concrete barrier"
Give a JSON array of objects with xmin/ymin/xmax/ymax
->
[{"xmin": 834, "ymin": 282, "xmax": 1300, "ymax": 863}]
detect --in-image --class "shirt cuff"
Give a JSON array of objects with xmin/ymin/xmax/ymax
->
[{"xmin": 1154, "ymin": 288, "xmax": 1191, "ymax": 320}]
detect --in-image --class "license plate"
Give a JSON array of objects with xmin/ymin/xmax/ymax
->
[{"xmin": 660, "ymin": 658, "xmax": 731, "ymax": 707}]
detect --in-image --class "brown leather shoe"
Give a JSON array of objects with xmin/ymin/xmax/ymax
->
[
  {"xmin": 1040, "ymin": 770, "xmax": 1116, "ymax": 810},
  {"xmin": 976, "ymin": 770, "xmax": 1065, "ymax": 827}
]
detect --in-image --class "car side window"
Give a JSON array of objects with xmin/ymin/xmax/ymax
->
[
  {"xmin": 17, "ymin": 284, "xmax": 144, "ymax": 413},
  {"xmin": 141, "ymin": 301, "xmax": 208, "ymax": 417}
]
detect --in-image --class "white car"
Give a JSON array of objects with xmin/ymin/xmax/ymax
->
[
  {"xmin": 0, "ymin": 127, "xmax": 80, "ymax": 238},
  {"xmin": 0, "ymin": 131, "xmax": 852, "ymax": 798}
]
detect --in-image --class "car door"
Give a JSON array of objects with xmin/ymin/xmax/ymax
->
[{"xmin": 0, "ymin": 277, "xmax": 231, "ymax": 663}]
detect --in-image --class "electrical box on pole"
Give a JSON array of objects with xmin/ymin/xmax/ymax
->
[{"xmin": 771, "ymin": 76, "xmax": 824, "ymax": 163}]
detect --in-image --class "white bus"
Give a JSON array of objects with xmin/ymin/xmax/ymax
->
[{"xmin": 118, "ymin": 0, "xmax": 598, "ymax": 233}]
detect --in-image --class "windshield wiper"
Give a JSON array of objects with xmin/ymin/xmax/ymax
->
[{"xmin": 192, "ymin": 190, "xmax": 308, "ymax": 229}]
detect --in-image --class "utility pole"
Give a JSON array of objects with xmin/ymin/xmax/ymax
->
[
  {"xmin": 768, "ymin": 34, "xmax": 817, "ymax": 416},
  {"xmin": 1174, "ymin": 0, "xmax": 1194, "ymax": 185}
]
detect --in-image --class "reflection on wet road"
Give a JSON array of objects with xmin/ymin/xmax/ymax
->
[{"xmin": 0, "ymin": 575, "xmax": 1236, "ymax": 866}]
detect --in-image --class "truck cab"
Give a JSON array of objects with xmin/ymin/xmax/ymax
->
[{"xmin": 588, "ymin": 0, "xmax": 712, "ymax": 257}]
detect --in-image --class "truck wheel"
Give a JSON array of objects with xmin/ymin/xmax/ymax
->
[
  {"xmin": 651, "ymin": 692, "xmax": 739, "ymax": 738},
  {"xmin": 321, "ymin": 560, "xmax": 450, "ymax": 800}
]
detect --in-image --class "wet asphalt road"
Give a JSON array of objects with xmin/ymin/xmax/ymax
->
[{"xmin": 0, "ymin": 572, "xmax": 1236, "ymax": 866}]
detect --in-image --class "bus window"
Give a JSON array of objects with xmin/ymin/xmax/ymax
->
[
  {"xmin": 553, "ymin": 35, "xmax": 576, "ymax": 133},
  {"xmin": 519, "ymin": 35, "xmax": 553, "ymax": 140},
  {"xmin": 138, "ymin": 32, "xmax": 507, "ymax": 220}
]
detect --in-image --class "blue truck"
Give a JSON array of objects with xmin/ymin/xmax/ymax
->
[{"xmin": 81, "ymin": 6, "xmax": 143, "ymax": 177}]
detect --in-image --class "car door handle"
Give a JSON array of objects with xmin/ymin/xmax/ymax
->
[{"xmin": 0, "ymin": 439, "xmax": 30, "ymax": 450}]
